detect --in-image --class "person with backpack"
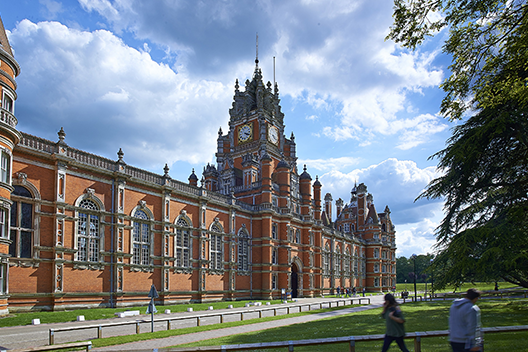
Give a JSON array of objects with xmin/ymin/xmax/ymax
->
[{"xmin": 381, "ymin": 293, "xmax": 410, "ymax": 352}]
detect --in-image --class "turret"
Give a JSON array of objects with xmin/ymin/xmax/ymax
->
[
  {"xmin": 276, "ymin": 159, "xmax": 290, "ymax": 208},
  {"xmin": 312, "ymin": 176, "xmax": 321, "ymax": 220},
  {"xmin": 0, "ymin": 15, "xmax": 22, "ymax": 316},
  {"xmin": 336, "ymin": 198, "xmax": 344, "ymax": 218},
  {"xmin": 188, "ymin": 169, "xmax": 198, "ymax": 187},
  {"xmin": 203, "ymin": 164, "xmax": 219, "ymax": 191},
  {"xmin": 299, "ymin": 165, "xmax": 312, "ymax": 216},
  {"xmin": 324, "ymin": 193, "xmax": 333, "ymax": 221}
]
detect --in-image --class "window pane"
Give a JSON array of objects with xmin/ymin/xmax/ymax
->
[
  {"xmin": 9, "ymin": 230, "xmax": 16, "ymax": 257},
  {"xmin": 142, "ymin": 224, "xmax": 149, "ymax": 242},
  {"xmin": 78, "ymin": 237, "xmax": 87, "ymax": 261},
  {"xmin": 21, "ymin": 203, "xmax": 33, "ymax": 229},
  {"xmin": 13, "ymin": 186, "xmax": 32, "ymax": 198},
  {"xmin": 10, "ymin": 201, "xmax": 17, "ymax": 228},
  {"xmin": 20, "ymin": 231, "xmax": 31, "ymax": 258}
]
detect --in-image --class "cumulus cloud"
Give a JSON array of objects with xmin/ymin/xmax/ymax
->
[
  {"xmin": 313, "ymin": 158, "xmax": 443, "ymax": 255},
  {"xmin": 299, "ymin": 156, "xmax": 361, "ymax": 172},
  {"xmin": 75, "ymin": 0, "xmax": 447, "ymax": 148},
  {"xmin": 316, "ymin": 158, "xmax": 442, "ymax": 223},
  {"xmin": 10, "ymin": 19, "xmax": 231, "ymax": 169}
]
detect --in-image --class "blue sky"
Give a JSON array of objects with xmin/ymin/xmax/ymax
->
[{"xmin": 1, "ymin": 0, "xmax": 456, "ymax": 258}]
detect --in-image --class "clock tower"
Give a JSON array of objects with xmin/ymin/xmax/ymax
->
[{"xmin": 215, "ymin": 58, "xmax": 298, "ymax": 204}]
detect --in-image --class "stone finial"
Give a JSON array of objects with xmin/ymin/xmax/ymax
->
[
  {"xmin": 117, "ymin": 148, "xmax": 124, "ymax": 162},
  {"xmin": 274, "ymin": 82, "xmax": 279, "ymax": 95},
  {"xmin": 163, "ymin": 163, "xmax": 170, "ymax": 177},
  {"xmin": 235, "ymin": 79, "xmax": 239, "ymax": 92},
  {"xmin": 58, "ymin": 127, "xmax": 66, "ymax": 144},
  {"xmin": 218, "ymin": 127, "xmax": 223, "ymax": 137},
  {"xmin": 291, "ymin": 132, "xmax": 295, "ymax": 141}
]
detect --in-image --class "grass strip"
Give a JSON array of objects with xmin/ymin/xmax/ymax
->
[
  {"xmin": 87, "ymin": 304, "xmax": 362, "ymax": 348},
  {"xmin": 0, "ymin": 299, "xmax": 289, "ymax": 327},
  {"xmin": 178, "ymin": 298, "xmax": 528, "ymax": 352}
]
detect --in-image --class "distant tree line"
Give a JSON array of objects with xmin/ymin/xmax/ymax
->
[{"xmin": 396, "ymin": 254, "xmax": 435, "ymax": 284}]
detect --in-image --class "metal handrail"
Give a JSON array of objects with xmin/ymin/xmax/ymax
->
[{"xmin": 48, "ymin": 298, "xmax": 370, "ymax": 344}]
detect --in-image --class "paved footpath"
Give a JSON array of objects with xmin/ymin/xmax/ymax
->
[
  {"xmin": 0, "ymin": 295, "xmax": 386, "ymax": 351},
  {"xmin": 94, "ymin": 295, "xmax": 386, "ymax": 352}
]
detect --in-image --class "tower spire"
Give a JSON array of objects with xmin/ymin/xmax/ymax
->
[{"xmin": 255, "ymin": 33, "xmax": 259, "ymax": 67}]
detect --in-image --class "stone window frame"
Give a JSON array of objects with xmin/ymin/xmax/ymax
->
[
  {"xmin": 74, "ymin": 191, "xmax": 105, "ymax": 264},
  {"xmin": 237, "ymin": 226, "xmax": 250, "ymax": 272},
  {"xmin": 0, "ymin": 148, "xmax": 11, "ymax": 185},
  {"xmin": 271, "ymin": 223, "xmax": 278, "ymax": 240},
  {"xmin": 209, "ymin": 220, "xmax": 224, "ymax": 271},
  {"xmin": 174, "ymin": 213, "xmax": 193, "ymax": 268},
  {"xmin": 1, "ymin": 89, "xmax": 15, "ymax": 113},
  {"xmin": 323, "ymin": 242, "xmax": 330, "ymax": 275},
  {"xmin": 9, "ymin": 184, "xmax": 39, "ymax": 259},
  {"xmin": 130, "ymin": 204, "xmax": 154, "ymax": 266}
]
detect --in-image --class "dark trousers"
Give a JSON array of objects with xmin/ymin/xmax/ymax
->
[
  {"xmin": 450, "ymin": 341, "xmax": 483, "ymax": 352},
  {"xmin": 381, "ymin": 335, "xmax": 410, "ymax": 352}
]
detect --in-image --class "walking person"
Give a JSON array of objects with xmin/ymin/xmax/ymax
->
[
  {"xmin": 381, "ymin": 293, "xmax": 409, "ymax": 352},
  {"xmin": 449, "ymin": 288, "xmax": 483, "ymax": 351}
]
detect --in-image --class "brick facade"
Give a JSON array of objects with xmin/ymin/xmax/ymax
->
[{"xmin": 0, "ymin": 18, "xmax": 396, "ymax": 313}]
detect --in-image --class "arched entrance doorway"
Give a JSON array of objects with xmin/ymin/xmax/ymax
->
[{"xmin": 291, "ymin": 264, "xmax": 298, "ymax": 298}]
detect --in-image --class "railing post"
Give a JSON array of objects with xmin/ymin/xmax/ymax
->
[
  {"xmin": 136, "ymin": 321, "xmax": 140, "ymax": 334},
  {"xmin": 220, "ymin": 314, "xmax": 224, "ymax": 323},
  {"xmin": 259, "ymin": 310, "xmax": 262, "ymax": 318},
  {"xmin": 97, "ymin": 325, "xmax": 102, "ymax": 339},
  {"xmin": 49, "ymin": 329, "xmax": 54, "ymax": 345},
  {"xmin": 197, "ymin": 317, "xmax": 201, "ymax": 326},
  {"xmin": 288, "ymin": 340, "xmax": 294, "ymax": 352},
  {"xmin": 241, "ymin": 312, "xmax": 244, "ymax": 321},
  {"xmin": 414, "ymin": 332, "xmax": 421, "ymax": 352},
  {"xmin": 349, "ymin": 336, "xmax": 355, "ymax": 352},
  {"xmin": 287, "ymin": 307, "xmax": 290, "ymax": 314},
  {"xmin": 167, "ymin": 320, "xmax": 171, "ymax": 330},
  {"xmin": 274, "ymin": 308, "xmax": 277, "ymax": 316}
]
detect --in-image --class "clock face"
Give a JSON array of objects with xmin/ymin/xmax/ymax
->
[
  {"xmin": 238, "ymin": 124, "xmax": 252, "ymax": 142},
  {"xmin": 268, "ymin": 126, "xmax": 279, "ymax": 144}
]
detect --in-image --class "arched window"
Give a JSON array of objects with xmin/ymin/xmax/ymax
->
[
  {"xmin": 175, "ymin": 217, "xmax": 191, "ymax": 268},
  {"xmin": 77, "ymin": 199, "xmax": 100, "ymax": 262},
  {"xmin": 345, "ymin": 248, "xmax": 351, "ymax": 275},
  {"xmin": 132, "ymin": 209, "xmax": 150, "ymax": 265},
  {"xmin": 335, "ymin": 245, "xmax": 341, "ymax": 273},
  {"xmin": 210, "ymin": 224, "xmax": 223, "ymax": 270},
  {"xmin": 323, "ymin": 243, "xmax": 330, "ymax": 275},
  {"xmin": 9, "ymin": 186, "xmax": 33, "ymax": 258},
  {"xmin": 238, "ymin": 228, "xmax": 250, "ymax": 271}
]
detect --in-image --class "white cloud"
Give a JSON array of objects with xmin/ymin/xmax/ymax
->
[
  {"xmin": 315, "ymin": 158, "xmax": 443, "ymax": 255},
  {"xmin": 301, "ymin": 156, "xmax": 361, "ymax": 172},
  {"xmin": 10, "ymin": 19, "xmax": 231, "ymax": 169},
  {"xmin": 73, "ymin": 0, "xmax": 447, "ymax": 149}
]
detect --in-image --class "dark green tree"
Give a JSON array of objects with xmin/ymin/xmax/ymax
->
[
  {"xmin": 396, "ymin": 254, "xmax": 434, "ymax": 283},
  {"xmin": 388, "ymin": 0, "xmax": 528, "ymax": 288},
  {"xmin": 387, "ymin": 0, "xmax": 528, "ymax": 120}
]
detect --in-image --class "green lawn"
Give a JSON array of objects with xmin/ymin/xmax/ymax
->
[
  {"xmin": 178, "ymin": 298, "xmax": 528, "ymax": 351},
  {"xmin": 0, "ymin": 299, "xmax": 288, "ymax": 327},
  {"xmin": 395, "ymin": 281, "xmax": 520, "ymax": 294}
]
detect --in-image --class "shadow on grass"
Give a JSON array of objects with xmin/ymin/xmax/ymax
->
[{"xmin": 182, "ymin": 299, "xmax": 528, "ymax": 352}]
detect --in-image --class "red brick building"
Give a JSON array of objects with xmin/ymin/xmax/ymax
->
[{"xmin": 0, "ymin": 17, "xmax": 396, "ymax": 313}]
